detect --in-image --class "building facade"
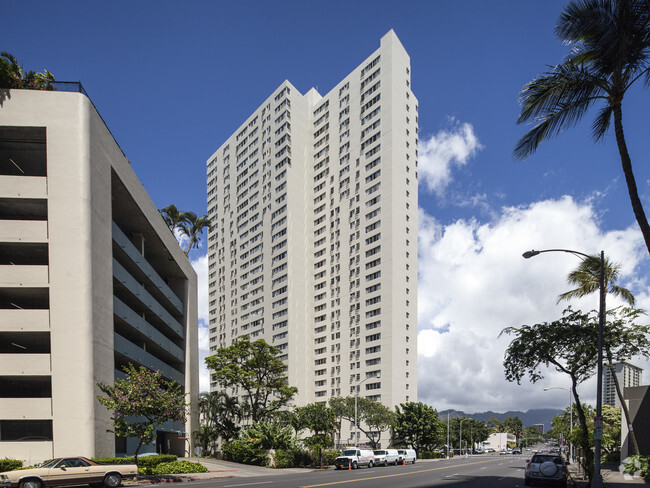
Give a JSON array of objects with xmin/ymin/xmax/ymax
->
[
  {"xmin": 603, "ymin": 362, "xmax": 642, "ymax": 407},
  {"xmin": 0, "ymin": 87, "xmax": 199, "ymax": 463},
  {"xmin": 206, "ymin": 30, "xmax": 418, "ymax": 445}
]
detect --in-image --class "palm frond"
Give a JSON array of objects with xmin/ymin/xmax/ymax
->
[
  {"xmin": 592, "ymin": 104, "xmax": 614, "ymax": 139},
  {"xmin": 514, "ymin": 64, "xmax": 606, "ymax": 159}
]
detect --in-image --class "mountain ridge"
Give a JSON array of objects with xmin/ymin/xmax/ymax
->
[{"xmin": 438, "ymin": 408, "xmax": 562, "ymax": 432}]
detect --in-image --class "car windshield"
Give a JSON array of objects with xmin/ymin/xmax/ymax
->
[
  {"xmin": 40, "ymin": 459, "xmax": 61, "ymax": 469},
  {"xmin": 374, "ymin": 450, "xmax": 386, "ymax": 455},
  {"xmin": 341, "ymin": 450, "xmax": 357, "ymax": 456},
  {"xmin": 532, "ymin": 455, "xmax": 561, "ymax": 464}
]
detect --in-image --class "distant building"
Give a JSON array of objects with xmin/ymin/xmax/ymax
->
[
  {"xmin": 485, "ymin": 432, "xmax": 516, "ymax": 451},
  {"xmin": 603, "ymin": 362, "xmax": 642, "ymax": 407},
  {"xmin": 0, "ymin": 87, "xmax": 199, "ymax": 463},
  {"xmin": 532, "ymin": 424, "xmax": 544, "ymax": 435}
]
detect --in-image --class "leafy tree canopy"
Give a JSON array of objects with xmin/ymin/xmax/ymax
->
[
  {"xmin": 97, "ymin": 363, "xmax": 187, "ymax": 463},
  {"xmin": 205, "ymin": 337, "xmax": 297, "ymax": 423},
  {"xmin": 393, "ymin": 402, "xmax": 444, "ymax": 452}
]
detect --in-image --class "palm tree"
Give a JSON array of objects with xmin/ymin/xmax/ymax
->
[
  {"xmin": 558, "ymin": 254, "xmax": 640, "ymax": 454},
  {"xmin": 514, "ymin": 0, "xmax": 650, "ymax": 255},
  {"xmin": 180, "ymin": 212, "xmax": 212, "ymax": 256},
  {"xmin": 557, "ymin": 254, "xmax": 635, "ymax": 305},
  {"xmin": 159, "ymin": 204, "xmax": 189, "ymax": 233},
  {"xmin": 0, "ymin": 52, "xmax": 24, "ymax": 88}
]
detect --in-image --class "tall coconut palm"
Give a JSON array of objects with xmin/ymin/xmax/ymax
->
[
  {"xmin": 558, "ymin": 254, "xmax": 640, "ymax": 454},
  {"xmin": 159, "ymin": 204, "xmax": 189, "ymax": 233},
  {"xmin": 557, "ymin": 254, "xmax": 635, "ymax": 305},
  {"xmin": 515, "ymin": 0, "xmax": 650, "ymax": 255},
  {"xmin": 180, "ymin": 212, "xmax": 212, "ymax": 256}
]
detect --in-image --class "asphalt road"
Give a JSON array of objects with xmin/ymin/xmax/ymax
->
[{"xmin": 172, "ymin": 455, "xmax": 530, "ymax": 488}]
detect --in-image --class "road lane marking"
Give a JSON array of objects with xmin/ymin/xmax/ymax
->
[
  {"xmin": 224, "ymin": 482, "xmax": 273, "ymax": 487},
  {"xmin": 301, "ymin": 459, "xmax": 498, "ymax": 487}
]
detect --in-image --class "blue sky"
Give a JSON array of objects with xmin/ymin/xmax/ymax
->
[{"xmin": 7, "ymin": 0, "xmax": 650, "ymax": 414}]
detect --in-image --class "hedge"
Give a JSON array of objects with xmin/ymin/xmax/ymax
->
[
  {"xmin": 150, "ymin": 461, "xmax": 208, "ymax": 475},
  {"xmin": 0, "ymin": 458, "xmax": 23, "ymax": 472}
]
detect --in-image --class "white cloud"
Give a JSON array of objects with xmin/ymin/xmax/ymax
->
[
  {"xmin": 191, "ymin": 253, "xmax": 210, "ymax": 393},
  {"xmin": 418, "ymin": 120, "xmax": 482, "ymax": 196},
  {"xmin": 417, "ymin": 196, "xmax": 650, "ymax": 413}
]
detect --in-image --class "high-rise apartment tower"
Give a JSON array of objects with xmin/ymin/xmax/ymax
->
[
  {"xmin": 207, "ymin": 31, "xmax": 417, "ymax": 444},
  {"xmin": 603, "ymin": 362, "xmax": 643, "ymax": 407}
]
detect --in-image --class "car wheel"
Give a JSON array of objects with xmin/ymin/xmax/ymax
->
[
  {"xmin": 19, "ymin": 479, "xmax": 42, "ymax": 488},
  {"xmin": 351, "ymin": 461, "xmax": 358, "ymax": 470},
  {"xmin": 412, "ymin": 459, "xmax": 416, "ymax": 464},
  {"xmin": 335, "ymin": 465, "xmax": 341, "ymax": 470},
  {"xmin": 383, "ymin": 461, "xmax": 387, "ymax": 467},
  {"xmin": 368, "ymin": 461, "xmax": 373, "ymax": 468},
  {"xmin": 103, "ymin": 473, "xmax": 122, "ymax": 488}
]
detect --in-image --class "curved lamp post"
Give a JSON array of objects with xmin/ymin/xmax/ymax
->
[
  {"xmin": 523, "ymin": 249, "xmax": 605, "ymax": 488},
  {"xmin": 545, "ymin": 386, "xmax": 573, "ymax": 462},
  {"xmin": 355, "ymin": 373, "xmax": 380, "ymax": 448}
]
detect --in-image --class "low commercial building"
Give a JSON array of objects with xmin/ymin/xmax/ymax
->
[
  {"xmin": 0, "ymin": 86, "xmax": 199, "ymax": 463},
  {"xmin": 484, "ymin": 432, "xmax": 516, "ymax": 451}
]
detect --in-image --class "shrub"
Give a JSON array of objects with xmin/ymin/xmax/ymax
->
[
  {"xmin": 222, "ymin": 438, "xmax": 268, "ymax": 466},
  {"xmin": 150, "ymin": 461, "xmax": 208, "ymax": 475},
  {"xmin": 0, "ymin": 459, "xmax": 22, "ymax": 472},
  {"xmin": 91, "ymin": 457, "xmax": 136, "ymax": 465},
  {"xmin": 273, "ymin": 448, "xmax": 303, "ymax": 469},
  {"xmin": 623, "ymin": 455, "xmax": 649, "ymax": 481},
  {"xmin": 321, "ymin": 449, "xmax": 340, "ymax": 467}
]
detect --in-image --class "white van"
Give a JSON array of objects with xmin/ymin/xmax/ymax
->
[
  {"xmin": 334, "ymin": 448, "xmax": 375, "ymax": 469},
  {"xmin": 373, "ymin": 449, "xmax": 400, "ymax": 466},
  {"xmin": 397, "ymin": 449, "xmax": 417, "ymax": 464}
]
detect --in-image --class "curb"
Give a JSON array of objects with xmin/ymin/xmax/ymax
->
[{"xmin": 126, "ymin": 475, "xmax": 234, "ymax": 485}]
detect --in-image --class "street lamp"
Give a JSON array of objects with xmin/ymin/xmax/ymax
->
[
  {"xmin": 523, "ymin": 248, "xmax": 605, "ymax": 488},
  {"xmin": 354, "ymin": 373, "xmax": 380, "ymax": 448},
  {"xmin": 459, "ymin": 418, "xmax": 467, "ymax": 457},
  {"xmin": 544, "ymin": 387, "xmax": 573, "ymax": 462}
]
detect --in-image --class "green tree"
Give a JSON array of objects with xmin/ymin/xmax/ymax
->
[
  {"xmin": 558, "ymin": 254, "xmax": 644, "ymax": 455},
  {"xmin": 392, "ymin": 402, "xmax": 444, "ymax": 452},
  {"xmin": 297, "ymin": 403, "xmax": 337, "ymax": 467},
  {"xmin": 205, "ymin": 337, "xmax": 297, "ymax": 423},
  {"xmin": 96, "ymin": 363, "xmax": 188, "ymax": 464},
  {"xmin": 179, "ymin": 212, "xmax": 212, "ymax": 256},
  {"xmin": 501, "ymin": 309, "xmax": 598, "ymax": 481},
  {"xmin": 486, "ymin": 416, "xmax": 504, "ymax": 433},
  {"xmin": 514, "ymin": 0, "xmax": 650, "ymax": 254},
  {"xmin": 194, "ymin": 391, "xmax": 241, "ymax": 455},
  {"xmin": 558, "ymin": 254, "xmax": 635, "ymax": 306},
  {"xmin": 503, "ymin": 416, "xmax": 525, "ymax": 443},
  {"xmin": 327, "ymin": 396, "xmax": 394, "ymax": 450},
  {"xmin": 602, "ymin": 307, "xmax": 650, "ymax": 455},
  {"xmin": 0, "ymin": 52, "xmax": 54, "ymax": 90},
  {"xmin": 159, "ymin": 204, "xmax": 189, "ymax": 233}
]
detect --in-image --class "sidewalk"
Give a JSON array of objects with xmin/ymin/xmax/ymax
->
[
  {"xmin": 127, "ymin": 457, "xmax": 317, "ymax": 485},
  {"xmin": 569, "ymin": 464, "xmax": 647, "ymax": 487}
]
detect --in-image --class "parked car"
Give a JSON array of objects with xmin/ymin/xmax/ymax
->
[
  {"xmin": 524, "ymin": 453, "xmax": 568, "ymax": 487},
  {"xmin": 373, "ymin": 449, "xmax": 400, "ymax": 466},
  {"xmin": 334, "ymin": 448, "xmax": 375, "ymax": 470},
  {"xmin": 397, "ymin": 449, "xmax": 417, "ymax": 464},
  {"xmin": 0, "ymin": 457, "xmax": 138, "ymax": 488}
]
